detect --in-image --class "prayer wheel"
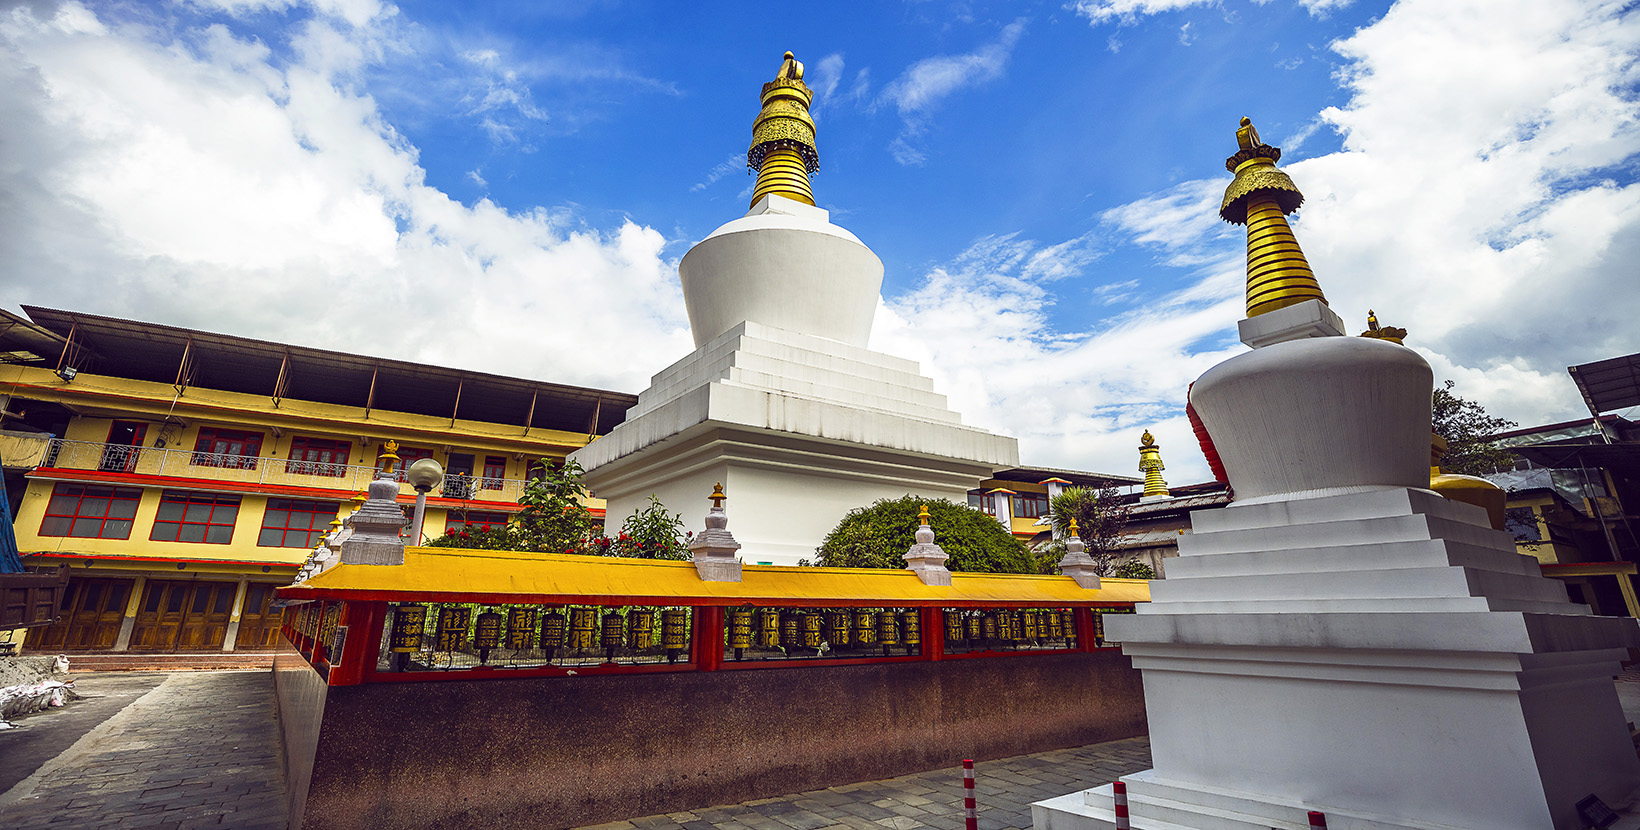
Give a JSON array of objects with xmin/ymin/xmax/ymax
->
[
  {"xmin": 854, "ymin": 610, "xmax": 875, "ymax": 645},
  {"xmin": 506, "ymin": 607, "xmax": 536, "ymax": 650},
  {"xmin": 964, "ymin": 614, "xmax": 982, "ymax": 643},
  {"xmin": 944, "ymin": 610, "xmax": 963, "ymax": 643},
  {"xmin": 801, "ymin": 613, "xmax": 822, "ymax": 649},
  {"xmin": 756, "ymin": 608, "xmax": 780, "ymax": 648},
  {"xmin": 876, "ymin": 611, "xmax": 899, "ymax": 646},
  {"xmin": 996, "ymin": 611, "xmax": 1014, "ymax": 643},
  {"xmin": 568, "ymin": 607, "xmax": 595, "ymax": 650},
  {"xmin": 1048, "ymin": 609, "xmax": 1066, "ymax": 641},
  {"xmin": 730, "ymin": 610, "xmax": 754, "ymax": 650},
  {"xmin": 389, "ymin": 605, "xmax": 425, "ymax": 654},
  {"xmin": 826, "ymin": 611, "xmax": 851, "ymax": 647},
  {"xmin": 899, "ymin": 611, "xmax": 920, "ymax": 654},
  {"xmin": 540, "ymin": 611, "xmax": 567, "ymax": 649},
  {"xmin": 601, "ymin": 611, "xmax": 624, "ymax": 660},
  {"xmin": 662, "ymin": 608, "xmax": 689, "ymax": 663},
  {"xmin": 436, "ymin": 606, "xmax": 471, "ymax": 652},
  {"xmin": 1022, "ymin": 609, "xmax": 1040, "ymax": 641},
  {"xmin": 981, "ymin": 613, "xmax": 998, "ymax": 642},
  {"xmin": 474, "ymin": 611, "xmax": 503, "ymax": 650},
  {"xmin": 781, "ymin": 613, "xmax": 800, "ymax": 648},
  {"xmin": 628, "ymin": 609, "xmax": 655, "ymax": 650}
]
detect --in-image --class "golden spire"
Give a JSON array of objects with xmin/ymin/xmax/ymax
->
[
  {"xmin": 1359, "ymin": 309, "xmax": 1408, "ymax": 345},
  {"xmin": 709, "ymin": 482, "xmax": 726, "ymax": 508},
  {"xmin": 1068, "ymin": 516, "xmax": 1079, "ymax": 536},
  {"xmin": 1138, "ymin": 430, "xmax": 1170, "ymax": 499},
  {"xmin": 747, "ymin": 51, "xmax": 819, "ymax": 208},
  {"xmin": 1220, "ymin": 117, "xmax": 1326, "ymax": 317},
  {"xmin": 918, "ymin": 504, "xmax": 930, "ymax": 525},
  {"xmin": 378, "ymin": 440, "xmax": 401, "ymax": 473}
]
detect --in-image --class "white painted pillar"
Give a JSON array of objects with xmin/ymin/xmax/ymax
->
[
  {"xmin": 112, "ymin": 575, "xmax": 146, "ymax": 652},
  {"xmin": 222, "ymin": 577, "xmax": 249, "ymax": 652},
  {"xmin": 989, "ymin": 488, "xmax": 1014, "ymax": 530}
]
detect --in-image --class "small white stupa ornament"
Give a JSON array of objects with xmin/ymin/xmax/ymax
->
[
  {"xmin": 902, "ymin": 504, "xmax": 952, "ymax": 586},
  {"xmin": 689, "ymin": 483, "xmax": 742, "ymax": 582},
  {"xmin": 1055, "ymin": 517, "xmax": 1101, "ymax": 589}
]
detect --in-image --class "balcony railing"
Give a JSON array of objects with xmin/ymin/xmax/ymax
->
[{"xmin": 33, "ymin": 439, "xmax": 529, "ymax": 503}]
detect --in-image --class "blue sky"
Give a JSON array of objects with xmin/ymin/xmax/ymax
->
[{"xmin": 3, "ymin": 0, "xmax": 1638, "ymax": 482}]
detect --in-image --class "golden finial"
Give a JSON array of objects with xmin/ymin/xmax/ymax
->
[
  {"xmin": 918, "ymin": 504, "xmax": 930, "ymax": 525},
  {"xmin": 709, "ymin": 482, "xmax": 726, "ymax": 508},
  {"xmin": 1359, "ymin": 309, "xmax": 1408, "ymax": 345},
  {"xmin": 1068, "ymin": 516, "xmax": 1079, "ymax": 535},
  {"xmin": 1139, "ymin": 430, "xmax": 1170, "ymax": 500},
  {"xmin": 1220, "ymin": 117, "xmax": 1327, "ymax": 317},
  {"xmin": 328, "ymin": 516, "xmax": 342, "ymax": 530},
  {"xmin": 351, "ymin": 489, "xmax": 368, "ymax": 508},
  {"xmin": 378, "ymin": 440, "xmax": 401, "ymax": 473},
  {"xmin": 747, "ymin": 51, "xmax": 818, "ymax": 208}
]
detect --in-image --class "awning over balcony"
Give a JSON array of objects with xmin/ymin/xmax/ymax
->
[{"xmin": 279, "ymin": 548, "xmax": 1151, "ymax": 608}]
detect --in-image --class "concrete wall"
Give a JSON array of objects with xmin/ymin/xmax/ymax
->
[
  {"xmin": 273, "ymin": 643, "xmax": 331, "ymax": 830},
  {"xmin": 288, "ymin": 650, "xmax": 1147, "ymax": 830}
]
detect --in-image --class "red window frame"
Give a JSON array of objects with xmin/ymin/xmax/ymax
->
[
  {"xmin": 191, "ymin": 428, "xmax": 263, "ymax": 470},
  {"xmin": 286, "ymin": 437, "xmax": 352, "ymax": 478},
  {"xmin": 1012, "ymin": 493, "xmax": 1050, "ymax": 519},
  {"xmin": 149, "ymin": 491, "xmax": 241, "ymax": 544},
  {"xmin": 444, "ymin": 510, "xmax": 510, "ymax": 533},
  {"xmin": 480, "ymin": 456, "xmax": 507, "ymax": 490},
  {"xmin": 40, "ymin": 483, "xmax": 141, "ymax": 539},
  {"xmin": 258, "ymin": 499, "xmax": 339, "ymax": 548}
]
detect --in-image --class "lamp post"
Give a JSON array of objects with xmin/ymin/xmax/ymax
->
[{"xmin": 405, "ymin": 458, "xmax": 445, "ymax": 544}]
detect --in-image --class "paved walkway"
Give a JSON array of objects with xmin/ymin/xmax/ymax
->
[
  {"xmin": 0, "ymin": 670, "xmax": 286, "ymax": 830},
  {"xmin": 574, "ymin": 737, "xmax": 1154, "ymax": 830}
]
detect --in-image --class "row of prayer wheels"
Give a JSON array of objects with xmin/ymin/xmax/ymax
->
[
  {"xmin": 388, "ymin": 604, "xmax": 692, "ymax": 664},
  {"xmin": 727, "ymin": 609, "xmax": 924, "ymax": 657},
  {"xmin": 947, "ymin": 609, "xmax": 1075, "ymax": 646}
]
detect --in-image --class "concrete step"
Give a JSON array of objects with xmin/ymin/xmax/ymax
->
[{"xmin": 60, "ymin": 651, "xmax": 276, "ymax": 672}]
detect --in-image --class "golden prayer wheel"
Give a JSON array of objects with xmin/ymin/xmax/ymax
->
[
  {"xmin": 436, "ymin": 606, "xmax": 471, "ymax": 652},
  {"xmin": 1052, "ymin": 610, "xmax": 1069, "ymax": 641},
  {"xmin": 506, "ymin": 607, "xmax": 536, "ymax": 650},
  {"xmin": 389, "ymin": 605, "xmax": 425, "ymax": 654},
  {"xmin": 854, "ymin": 610, "xmax": 876, "ymax": 645},
  {"xmin": 1094, "ymin": 612, "xmax": 1106, "ymax": 646},
  {"xmin": 568, "ymin": 607, "xmax": 595, "ymax": 650},
  {"xmin": 1022, "ymin": 610, "xmax": 1040, "ymax": 641},
  {"xmin": 997, "ymin": 611, "xmax": 1015, "ymax": 642},
  {"xmin": 601, "ymin": 611, "xmax": 624, "ymax": 659},
  {"xmin": 800, "ymin": 613, "xmax": 823, "ymax": 649},
  {"xmin": 826, "ymin": 611, "xmax": 851, "ymax": 647},
  {"xmin": 981, "ymin": 613, "xmax": 998, "ymax": 642},
  {"xmin": 781, "ymin": 613, "xmax": 800, "ymax": 648},
  {"xmin": 876, "ymin": 611, "xmax": 899, "ymax": 647},
  {"xmin": 730, "ymin": 610, "xmax": 754, "ymax": 650},
  {"xmin": 628, "ymin": 609, "xmax": 655, "ymax": 651},
  {"xmin": 756, "ymin": 608, "xmax": 781, "ymax": 649},
  {"xmin": 662, "ymin": 608, "xmax": 689, "ymax": 663},
  {"xmin": 899, "ymin": 611, "xmax": 921, "ymax": 651},
  {"xmin": 944, "ymin": 610, "xmax": 963, "ymax": 643},
  {"xmin": 540, "ymin": 611, "xmax": 567, "ymax": 649},
  {"xmin": 474, "ymin": 611, "xmax": 503, "ymax": 650}
]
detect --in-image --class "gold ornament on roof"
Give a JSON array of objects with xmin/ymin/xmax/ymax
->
[
  {"xmin": 709, "ymin": 482, "xmax": 727, "ymax": 508},
  {"xmin": 747, "ymin": 51, "xmax": 819, "ymax": 208},
  {"xmin": 1359, "ymin": 309, "xmax": 1408, "ymax": 345},
  {"xmin": 1219, "ymin": 117, "xmax": 1327, "ymax": 317},
  {"xmin": 1138, "ymin": 430, "xmax": 1170, "ymax": 499},
  {"xmin": 378, "ymin": 440, "xmax": 401, "ymax": 473}
]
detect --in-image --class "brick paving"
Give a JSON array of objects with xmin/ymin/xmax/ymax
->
[
  {"xmin": 573, "ymin": 737, "xmax": 1153, "ymax": 830},
  {"xmin": 0, "ymin": 670, "xmax": 287, "ymax": 830}
]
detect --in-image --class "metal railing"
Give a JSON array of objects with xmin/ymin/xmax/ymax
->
[{"xmin": 33, "ymin": 439, "xmax": 530, "ymax": 502}]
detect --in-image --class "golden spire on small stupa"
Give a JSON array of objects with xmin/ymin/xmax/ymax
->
[
  {"xmin": 1138, "ymin": 430, "xmax": 1170, "ymax": 499},
  {"xmin": 747, "ymin": 51, "xmax": 819, "ymax": 208},
  {"xmin": 378, "ymin": 440, "xmax": 401, "ymax": 473},
  {"xmin": 709, "ymin": 482, "xmax": 727, "ymax": 508},
  {"xmin": 1220, "ymin": 117, "xmax": 1327, "ymax": 317},
  {"xmin": 1359, "ymin": 309, "xmax": 1408, "ymax": 345},
  {"xmin": 918, "ymin": 503, "xmax": 931, "ymax": 525}
]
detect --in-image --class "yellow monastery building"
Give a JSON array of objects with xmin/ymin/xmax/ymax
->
[{"xmin": 0, "ymin": 306, "xmax": 633, "ymax": 655}]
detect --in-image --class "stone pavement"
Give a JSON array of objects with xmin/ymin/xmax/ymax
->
[
  {"xmin": 0, "ymin": 671, "xmax": 168, "ymax": 794},
  {"xmin": 0, "ymin": 670, "xmax": 287, "ymax": 830},
  {"xmin": 574, "ymin": 737, "xmax": 1154, "ymax": 830}
]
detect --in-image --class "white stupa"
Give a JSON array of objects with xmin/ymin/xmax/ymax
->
[
  {"xmin": 1034, "ymin": 119, "xmax": 1640, "ymax": 830},
  {"xmin": 570, "ymin": 53, "xmax": 1018, "ymax": 566}
]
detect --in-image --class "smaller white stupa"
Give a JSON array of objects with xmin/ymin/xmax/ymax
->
[{"xmin": 571, "ymin": 52, "xmax": 1018, "ymax": 565}]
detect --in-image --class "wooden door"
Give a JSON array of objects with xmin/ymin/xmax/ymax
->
[
  {"xmin": 233, "ymin": 583, "xmax": 281, "ymax": 650},
  {"xmin": 27, "ymin": 578, "xmax": 131, "ymax": 651},
  {"xmin": 131, "ymin": 580, "xmax": 236, "ymax": 651},
  {"xmin": 176, "ymin": 581, "xmax": 235, "ymax": 649},
  {"xmin": 131, "ymin": 580, "xmax": 186, "ymax": 650}
]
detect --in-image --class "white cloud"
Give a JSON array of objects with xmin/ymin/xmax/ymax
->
[
  {"xmin": 1072, "ymin": 0, "xmax": 1217, "ymax": 26},
  {"xmin": 0, "ymin": 2, "xmax": 691, "ymax": 392},
  {"xmin": 1178, "ymin": 21, "xmax": 1196, "ymax": 46},
  {"xmin": 690, "ymin": 154, "xmax": 747, "ymax": 193},
  {"xmin": 1296, "ymin": 0, "xmax": 1353, "ymax": 15},
  {"xmin": 879, "ymin": 0, "xmax": 1640, "ymax": 481},
  {"xmin": 879, "ymin": 19, "xmax": 1026, "ymax": 164}
]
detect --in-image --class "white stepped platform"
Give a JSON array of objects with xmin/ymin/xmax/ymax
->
[
  {"xmin": 570, "ymin": 321, "xmax": 1018, "ymax": 565},
  {"xmin": 1034, "ymin": 487, "xmax": 1640, "ymax": 830}
]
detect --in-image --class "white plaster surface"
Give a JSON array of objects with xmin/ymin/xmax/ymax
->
[
  {"xmin": 1235, "ymin": 298, "xmax": 1346, "ymax": 348},
  {"xmin": 679, "ymin": 195, "xmax": 884, "ymax": 349}
]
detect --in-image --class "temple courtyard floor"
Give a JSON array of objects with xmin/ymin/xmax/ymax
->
[{"xmin": 0, "ymin": 666, "xmax": 1635, "ymax": 830}]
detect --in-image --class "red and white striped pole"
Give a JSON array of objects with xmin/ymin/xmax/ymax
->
[
  {"xmin": 962, "ymin": 759, "xmax": 977, "ymax": 830},
  {"xmin": 1112, "ymin": 780, "xmax": 1130, "ymax": 830},
  {"xmin": 1308, "ymin": 810, "xmax": 1328, "ymax": 829}
]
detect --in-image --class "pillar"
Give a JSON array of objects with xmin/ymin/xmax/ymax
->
[
  {"xmin": 222, "ymin": 577, "xmax": 249, "ymax": 652},
  {"xmin": 112, "ymin": 575, "xmax": 146, "ymax": 652}
]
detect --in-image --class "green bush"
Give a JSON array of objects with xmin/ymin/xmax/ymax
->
[
  {"xmin": 1111, "ymin": 559, "xmax": 1157, "ymax": 579},
  {"xmin": 812, "ymin": 496, "xmax": 1035, "ymax": 574}
]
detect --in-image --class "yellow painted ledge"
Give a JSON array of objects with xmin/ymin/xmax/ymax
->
[{"xmin": 280, "ymin": 547, "xmax": 1151, "ymax": 607}]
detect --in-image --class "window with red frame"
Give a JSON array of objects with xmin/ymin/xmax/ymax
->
[
  {"xmin": 191, "ymin": 428, "xmax": 263, "ymax": 470},
  {"xmin": 1012, "ymin": 492, "xmax": 1050, "ymax": 519},
  {"xmin": 149, "ymin": 491, "xmax": 241, "ymax": 544},
  {"xmin": 480, "ymin": 456, "xmax": 507, "ymax": 490},
  {"xmin": 286, "ymin": 437, "xmax": 352, "ymax": 478},
  {"xmin": 40, "ymin": 483, "xmax": 141, "ymax": 539},
  {"xmin": 444, "ymin": 510, "xmax": 510, "ymax": 533},
  {"xmin": 258, "ymin": 499, "xmax": 339, "ymax": 548},
  {"xmin": 377, "ymin": 445, "xmax": 434, "ymax": 480}
]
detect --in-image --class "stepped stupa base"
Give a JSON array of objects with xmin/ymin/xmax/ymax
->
[{"xmin": 1033, "ymin": 488, "xmax": 1640, "ymax": 830}]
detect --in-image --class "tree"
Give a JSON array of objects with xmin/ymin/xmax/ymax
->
[
  {"xmin": 812, "ymin": 496, "xmax": 1035, "ymax": 573},
  {"xmin": 1432, "ymin": 380, "xmax": 1517, "ymax": 476},
  {"xmin": 1111, "ymin": 559, "xmax": 1157, "ymax": 580},
  {"xmin": 429, "ymin": 458, "xmax": 592, "ymax": 553},
  {"xmin": 1036, "ymin": 484, "xmax": 1132, "ymax": 577},
  {"xmin": 586, "ymin": 494, "xmax": 692, "ymax": 560}
]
